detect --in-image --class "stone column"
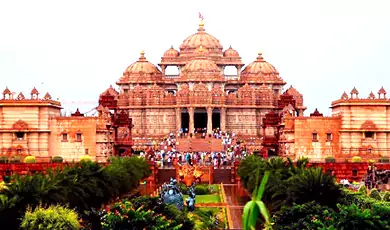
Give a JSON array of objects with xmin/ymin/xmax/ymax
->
[
  {"xmin": 175, "ymin": 108, "xmax": 181, "ymax": 132},
  {"xmin": 188, "ymin": 107, "xmax": 194, "ymax": 135},
  {"xmin": 220, "ymin": 107, "xmax": 226, "ymax": 132},
  {"xmin": 207, "ymin": 107, "xmax": 213, "ymax": 135}
]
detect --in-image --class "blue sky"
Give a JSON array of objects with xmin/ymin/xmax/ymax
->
[{"xmin": 0, "ymin": 0, "xmax": 389, "ymax": 116}]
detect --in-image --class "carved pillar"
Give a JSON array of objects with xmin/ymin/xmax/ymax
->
[
  {"xmin": 207, "ymin": 107, "xmax": 213, "ymax": 135},
  {"xmin": 188, "ymin": 107, "xmax": 194, "ymax": 135},
  {"xmin": 220, "ymin": 107, "xmax": 226, "ymax": 132},
  {"xmin": 175, "ymin": 108, "xmax": 181, "ymax": 132}
]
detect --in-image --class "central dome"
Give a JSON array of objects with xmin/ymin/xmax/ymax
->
[
  {"xmin": 179, "ymin": 21, "xmax": 223, "ymax": 57},
  {"xmin": 178, "ymin": 46, "xmax": 224, "ymax": 82}
]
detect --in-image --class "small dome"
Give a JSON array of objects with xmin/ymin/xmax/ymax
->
[
  {"xmin": 118, "ymin": 51, "xmax": 162, "ymax": 84},
  {"xmin": 240, "ymin": 52, "xmax": 283, "ymax": 84},
  {"xmin": 179, "ymin": 21, "xmax": 223, "ymax": 56},
  {"xmin": 223, "ymin": 46, "xmax": 239, "ymax": 57},
  {"xmin": 163, "ymin": 46, "xmax": 179, "ymax": 57}
]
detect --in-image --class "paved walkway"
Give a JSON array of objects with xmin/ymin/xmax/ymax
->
[{"xmin": 223, "ymin": 184, "xmax": 250, "ymax": 229}]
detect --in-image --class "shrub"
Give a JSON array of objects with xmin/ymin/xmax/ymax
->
[
  {"xmin": 0, "ymin": 156, "xmax": 8, "ymax": 163},
  {"xmin": 358, "ymin": 184, "xmax": 367, "ymax": 194},
  {"xmin": 325, "ymin": 157, "xmax": 336, "ymax": 163},
  {"xmin": 285, "ymin": 167, "xmax": 342, "ymax": 209},
  {"xmin": 208, "ymin": 184, "xmax": 219, "ymax": 194},
  {"xmin": 369, "ymin": 188, "xmax": 382, "ymax": 201},
  {"xmin": 195, "ymin": 184, "xmax": 209, "ymax": 195},
  {"xmin": 379, "ymin": 157, "xmax": 390, "ymax": 163},
  {"xmin": 101, "ymin": 199, "xmax": 182, "ymax": 230},
  {"xmin": 51, "ymin": 156, "xmax": 63, "ymax": 163},
  {"xmin": 342, "ymin": 189, "xmax": 390, "ymax": 221},
  {"xmin": 20, "ymin": 205, "xmax": 80, "ymax": 230},
  {"xmin": 80, "ymin": 155, "xmax": 92, "ymax": 162},
  {"xmin": 10, "ymin": 156, "xmax": 21, "ymax": 163},
  {"xmin": 383, "ymin": 191, "xmax": 390, "ymax": 202},
  {"xmin": 23, "ymin": 156, "xmax": 36, "ymax": 163},
  {"xmin": 179, "ymin": 183, "xmax": 188, "ymax": 194},
  {"xmin": 351, "ymin": 156, "xmax": 362, "ymax": 163}
]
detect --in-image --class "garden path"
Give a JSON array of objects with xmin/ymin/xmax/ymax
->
[{"xmin": 223, "ymin": 184, "xmax": 250, "ymax": 229}]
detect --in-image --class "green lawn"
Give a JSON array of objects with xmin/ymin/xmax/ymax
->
[{"xmin": 183, "ymin": 194, "xmax": 221, "ymax": 203}]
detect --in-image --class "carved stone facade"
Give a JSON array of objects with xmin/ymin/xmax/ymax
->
[
  {"xmin": 99, "ymin": 20, "xmax": 306, "ymax": 141},
  {"xmin": 0, "ymin": 87, "xmax": 111, "ymax": 162},
  {"xmin": 282, "ymin": 87, "xmax": 390, "ymax": 162}
]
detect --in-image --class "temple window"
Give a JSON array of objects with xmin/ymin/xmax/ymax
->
[
  {"xmin": 312, "ymin": 132, "xmax": 318, "ymax": 142},
  {"xmin": 364, "ymin": 131, "xmax": 374, "ymax": 139},
  {"xmin": 15, "ymin": 132, "xmax": 24, "ymax": 140},
  {"xmin": 367, "ymin": 147, "xmax": 372, "ymax": 154},
  {"xmin": 17, "ymin": 149, "xmax": 22, "ymax": 155},
  {"xmin": 76, "ymin": 133, "xmax": 82, "ymax": 142},
  {"xmin": 326, "ymin": 133, "xmax": 332, "ymax": 142},
  {"xmin": 62, "ymin": 133, "xmax": 68, "ymax": 142},
  {"xmin": 123, "ymin": 89, "xmax": 128, "ymax": 95},
  {"xmin": 273, "ymin": 89, "xmax": 279, "ymax": 95},
  {"xmin": 352, "ymin": 169, "xmax": 358, "ymax": 177},
  {"xmin": 85, "ymin": 149, "xmax": 89, "ymax": 154}
]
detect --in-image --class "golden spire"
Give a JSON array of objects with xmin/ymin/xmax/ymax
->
[
  {"xmin": 198, "ymin": 19, "xmax": 205, "ymax": 31},
  {"xmin": 138, "ymin": 50, "xmax": 146, "ymax": 61},
  {"xmin": 256, "ymin": 51, "xmax": 264, "ymax": 61}
]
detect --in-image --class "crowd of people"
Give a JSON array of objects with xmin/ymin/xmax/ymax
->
[{"xmin": 139, "ymin": 130, "xmax": 248, "ymax": 168}]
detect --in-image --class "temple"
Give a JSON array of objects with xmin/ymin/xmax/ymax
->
[
  {"xmin": 0, "ymin": 20, "xmax": 389, "ymax": 163},
  {"xmin": 98, "ymin": 20, "xmax": 306, "ymax": 150}
]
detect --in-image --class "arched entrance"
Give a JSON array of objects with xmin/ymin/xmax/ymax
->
[
  {"xmin": 194, "ymin": 108, "xmax": 207, "ymax": 133},
  {"xmin": 181, "ymin": 108, "xmax": 189, "ymax": 132}
]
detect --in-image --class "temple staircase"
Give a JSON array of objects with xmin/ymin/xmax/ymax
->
[{"xmin": 177, "ymin": 138, "xmax": 224, "ymax": 152}]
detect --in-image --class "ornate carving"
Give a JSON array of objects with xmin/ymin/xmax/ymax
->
[
  {"xmin": 146, "ymin": 84, "xmax": 164, "ymax": 105},
  {"xmin": 177, "ymin": 84, "xmax": 190, "ymax": 104},
  {"xmin": 17, "ymin": 92, "xmax": 25, "ymax": 100},
  {"xmin": 238, "ymin": 84, "xmax": 254, "ymax": 105},
  {"xmin": 361, "ymin": 120, "xmax": 377, "ymax": 131},
  {"xmin": 12, "ymin": 120, "xmax": 28, "ymax": 130},
  {"xmin": 190, "ymin": 83, "xmax": 211, "ymax": 104}
]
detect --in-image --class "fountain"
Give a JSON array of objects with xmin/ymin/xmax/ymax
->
[{"xmin": 159, "ymin": 178, "xmax": 184, "ymax": 210}]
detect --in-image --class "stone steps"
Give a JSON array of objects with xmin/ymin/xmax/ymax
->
[{"xmin": 177, "ymin": 138, "xmax": 224, "ymax": 152}]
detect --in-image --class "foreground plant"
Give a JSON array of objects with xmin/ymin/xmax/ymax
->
[
  {"xmin": 243, "ymin": 171, "xmax": 272, "ymax": 230},
  {"xmin": 101, "ymin": 199, "xmax": 182, "ymax": 230},
  {"xmin": 20, "ymin": 205, "xmax": 80, "ymax": 230}
]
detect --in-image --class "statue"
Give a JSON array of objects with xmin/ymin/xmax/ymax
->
[
  {"xmin": 159, "ymin": 178, "xmax": 184, "ymax": 210},
  {"xmin": 177, "ymin": 163, "xmax": 204, "ymax": 186},
  {"xmin": 185, "ymin": 182, "xmax": 196, "ymax": 212}
]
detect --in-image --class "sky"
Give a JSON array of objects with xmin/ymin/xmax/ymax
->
[{"xmin": 0, "ymin": 0, "xmax": 389, "ymax": 116}]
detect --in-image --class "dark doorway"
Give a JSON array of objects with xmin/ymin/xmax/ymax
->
[
  {"xmin": 181, "ymin": 111, "xmax": 189, "ymax": 132},
  {"xmin": 212, "ymin": 109, "xmax": 220, "ymax": 130},
  {"xmin": 194, "ymin": 108, "xmax": 207, "ymax": 132}
]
